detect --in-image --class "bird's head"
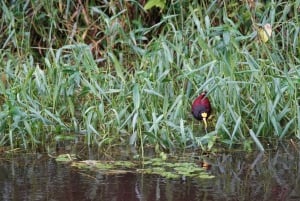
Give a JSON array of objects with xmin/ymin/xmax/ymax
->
[{"xmin": 192, "ymin": 105, "xmax": 208, "ymax": 121}]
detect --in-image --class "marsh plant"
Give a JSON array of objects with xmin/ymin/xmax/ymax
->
[{"xmin": 0, "ymin": 0, "xmax": 299, "ymax": 151}]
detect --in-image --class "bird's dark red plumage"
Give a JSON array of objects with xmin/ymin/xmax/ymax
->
[{"xmin": 191, "ymin": 92, "xmax": 211, "ymax": 121}]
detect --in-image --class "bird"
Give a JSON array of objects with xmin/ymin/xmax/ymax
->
[{"xmin": 191, "ymin": 91, "xmax": 211, "ymax": 131}]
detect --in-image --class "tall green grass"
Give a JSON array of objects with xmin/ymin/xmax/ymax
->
[{"xmin": 0, "ymin": 0, "xmax": 299, "ymax": 151}]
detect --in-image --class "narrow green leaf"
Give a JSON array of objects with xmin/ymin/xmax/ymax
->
[
  {"xmin": 144, "ymin": 0, "xmax": 166, "ymax": 10},
  {"xmin": 249, "ymin": 129, "xmax": 264, "ymax": 152},
  {"xmin": 108, "ymin": 52, "xmax": 125, "ymax": 82},
  {"xmin": 133, "ymin": 84, "xmax": 140, "ymax": 110}
]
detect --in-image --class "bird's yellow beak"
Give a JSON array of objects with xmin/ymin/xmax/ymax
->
[{"xmin": 201, "ymin": 112, "xmax": 208, "ymax": 129}]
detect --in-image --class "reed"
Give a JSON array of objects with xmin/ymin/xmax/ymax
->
[{"xmin": 0, "ymin": 0, "xmax": 299, "ymax": 151}]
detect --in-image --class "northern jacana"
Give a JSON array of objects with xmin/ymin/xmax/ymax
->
[{"xmin": 191, "ymin": 91, "xmax": 211, "ymax": 130}]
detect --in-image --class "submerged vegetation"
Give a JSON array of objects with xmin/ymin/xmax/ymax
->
[{"xmin": 0, "ymin": 0, "xmax": 299, "ymax": 151}]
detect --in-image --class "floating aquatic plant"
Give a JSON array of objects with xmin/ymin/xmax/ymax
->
[{"xmin": 65, "ymin": 156, "xmax": 215, "ymax": 180}]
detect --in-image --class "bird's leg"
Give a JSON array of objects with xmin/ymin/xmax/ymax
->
[
  {"xmin": 201, "ymin": 112, "xmax": 208, "ymax": 133},
  {"xmin": 203, "ymin": 117, "xmax": 208, "ymax": 133}
]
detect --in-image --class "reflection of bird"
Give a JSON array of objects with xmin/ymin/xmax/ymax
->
[{"xmin": 191, "ymin": 91, "xmax": 211, "ymax": 130}]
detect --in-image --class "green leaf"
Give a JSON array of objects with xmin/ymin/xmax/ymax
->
[
  {"xmin": 133, "ymin": 84, "xmax": 140, "ymax": 110},
  {"xmin": 108, "ymin": 52, "xmax": 125, "ymax": 82},
  {"xmin": 144, "ymin": 0, "xmax": 166, "ymax": 10}
]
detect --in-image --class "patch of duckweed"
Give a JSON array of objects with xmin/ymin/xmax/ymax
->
[
  {"xmin": 71, "ymin": 160, "xmax": 136, "ymax": 170},
  {"xmin": 113, "ymin": 161, "xmax": 136, "ymax": 168},
  {"xmin": 57, "ymin": 154, "xmax": 214, "ymax": 179},
  {"xmin": 70, "ymin": 160, "xmax": 101, "ymax": 169},
  {"xmin": 143, "ymin": 157, "xmax": 165, "ymax": 166},
  {"xmin": 55, "ymin": 154, "xmax": 77, "ymax": 162},
  {"xmin": 140, "ymin": 157, "xmax": 214, "ymax": 179},
  {"xmin": 158, "ymin": 171, "xmax": 180, "ymax": 179}
]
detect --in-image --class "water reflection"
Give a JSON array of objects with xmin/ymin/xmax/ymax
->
[{"xmin": 0, "ymin": 145, "xmax": 300, "ymax": 201}]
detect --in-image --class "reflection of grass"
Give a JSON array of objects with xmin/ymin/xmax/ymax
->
[{"xmin": 1, "ymin": 1, "xmax": 299, "ymax": 151}]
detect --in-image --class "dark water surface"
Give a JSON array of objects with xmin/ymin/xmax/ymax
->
[{"xmin": 1, "ymin": 144, "xmax": 300, "ymax": 201}]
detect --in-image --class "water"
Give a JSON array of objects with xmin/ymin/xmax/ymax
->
[{"xmin": 0, "ymin": 144, "xmax": 300, "ymax": 201}]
